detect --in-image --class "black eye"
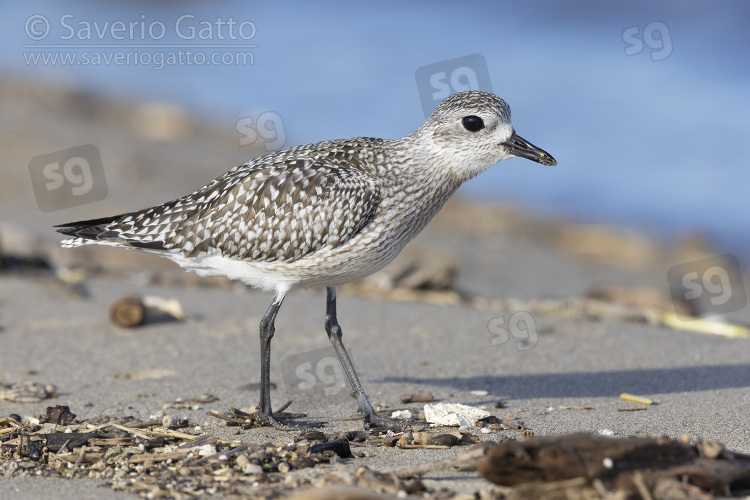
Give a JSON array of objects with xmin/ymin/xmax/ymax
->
[{"xmin": 462, "ymin": 115, "xmax": 484, "ymax": 132}]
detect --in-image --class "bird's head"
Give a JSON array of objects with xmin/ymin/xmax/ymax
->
[{"xmin": 413, "ymin": 90, "xmax": 556, "ymax": 182}]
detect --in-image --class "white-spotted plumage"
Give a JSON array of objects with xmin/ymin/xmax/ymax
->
[
  {"xmin": 57, "ymin": 91, "xmax": 556, "ymax": 428},
  {"xmin": 58, "ymin": 91, "xmax": 556, "ymax": 297}
]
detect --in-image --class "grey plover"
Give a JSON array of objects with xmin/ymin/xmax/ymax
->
[{"xmin": 57, "ymin": 91, "xmax": 556, "ymax": 428}]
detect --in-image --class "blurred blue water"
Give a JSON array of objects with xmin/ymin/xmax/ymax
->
[{"xmin": 3, "ymin": 1, "xmax": 749, "ymax": 259}]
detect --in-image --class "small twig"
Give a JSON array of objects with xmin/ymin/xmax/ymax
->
[
  {"xmin": 229, "ymin": 407, "xmax": 258, "ymax": 418},
  {"xmin": 88, "ymin": 437, "xmax": 135, "ymax": 446},
  {"xmin": 74, "ymin": 446, "xmax": 86, "ymax": 468},
  {"xmin": 107, "ymin": 423, "xmax": 152, "ymax": 440},
  {"xmin": 124, "ymin": 419, "xmax": 162, "ymax": 428},
  {"xmin": 208, "ymin": 411, "xmax": 248, "ymax": 425},
  {"xmin": 55, "ymin": 439, "xmax": 72, "ymax": 456},
  {"xmin": 620, "ymin": 393, "xmax": 653, "ymax": 406},
  {"xmin": 4, "ymin": 417, "xmax": 24, "ymax": 430},
  {"xmin": 633, "ymin": 471, "xmax": 654, "ymax": 500},
  {"xmin": 128, "ymin": 450, "xmax": 192, "ymax": 464},
  {"xmin": 148, "ymin": 428, "xmax": 199, "ymax": 440}
]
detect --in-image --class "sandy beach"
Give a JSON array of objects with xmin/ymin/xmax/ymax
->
[{"xmin": 2, "ymin": 79, "xmax": 749, "ymax": 499}]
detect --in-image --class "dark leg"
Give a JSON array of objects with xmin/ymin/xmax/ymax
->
[
  {"xmin": 257, "ymin": 293, "xmax": 285, "ymax": 425},
  {"xmin": 325, "ymin": 287, "xmax": 416, "ymax": 429}
]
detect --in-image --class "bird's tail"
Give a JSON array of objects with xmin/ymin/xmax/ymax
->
[
  {"xmin": 55, "ymin": 211, "xmax": 164, "ymax": 249},
  {"xmin": 56, "ymin": 215, "xmax": 121, "ymax": 248}
]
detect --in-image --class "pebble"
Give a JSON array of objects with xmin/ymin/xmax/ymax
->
[
  {"xmin": 243, "ymin": 463, "xmax": 263, "ymax": 475},
  {"xmin": 197, "ymin": 444, "xmax": 216, "ymax": 456},
  {"xmin": 277, "ymin": 461, "xmax": 290, "ymax": 473},
  {"xmin": 699, "ymin": 440, "xmax": 724, "ymax": 459},
  {"xmin": 391, "ymin": 410, "xmax": 413, "ymax": 419},
  {"xmin": 162, "ymin": 415, "xmax": 186, "ymax": 429}
]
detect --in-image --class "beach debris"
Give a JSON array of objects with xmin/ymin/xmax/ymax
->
[
  {"xmin": 620, "ymin": 393, "xmax": 654, "ymax": 406},
  {"xmin": 596, "ymin": 429, "xmax": 617, "ymax": 437},
  {"xmin": 3, "ymin": 402, "xmax": 749, "ymax": 499},
  {"xmin": 161, "ymin": 393, "xmax": 218, "ymax": 411},
  {"xmin": 478, "ymin": 433, "xmax": 750, "ymax": 499},
  {"xmin": 400, "ymin": 392, "xmax": 435, "ymax": 404},
  {"xmin": 488, "ymin": 295, "xmax": 750, "ymax": 340},
  {"xmin": 488, "ymin": 296, "xmax": 662, "ymax": 324},
  {"xmin": 390, "ymin": 409, "xmax": 413, "ymax": 419},
  {"xmin": 0, "ymin": 381, "xmax": 56, "ymax": 403},
  {"xmin": 1, "ymin": 403, "xmax": 394, "ymax": 498},
  {"xmin": 42, "ymin": 405, "xmax": 76, "ymax": 425},
  {"xmin": 381, "ymin": 430, "xmax": 478, "ymax": 449},
  {"xmin": 308, "ymin": 438, "xmax": 352, "ymax": 458},
  {"xmin": 699, "ymin": 440, "xmax": 725, "ymax": 459},
  {"xmin": 110, "ymin": 296, "xmax": 145, "ymax": 327},
  {"xmin": 208, "ymin": 403, "xmax": 321, "ymax": 429},
  {"xmin": 161, "ymin": 414, "xmax": 190, "ymax": 429},
  {"xmin": 661, "ymin": 313, "xmax": 750, "ymax": 339},
  {"xmin": 142, "ymin": 295, "xmax": 186, "ymax": 320},
  {"xmin": 424, "ymin": 403, "xmax": 490, "ymax": 429},
  {"xmin": 110, "ymin": 294, "xmax": 186, "ymax": 328}
]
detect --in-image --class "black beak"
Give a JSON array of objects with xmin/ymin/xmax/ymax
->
[{"xmin": 501, "ymin": 131, "xmax": 557, "ymax": 166}]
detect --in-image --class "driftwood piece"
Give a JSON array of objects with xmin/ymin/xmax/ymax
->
[
  {"xmin": 110, "ymin": 296, "xmax": 146, "ymax": 327},
  {"xmin": 478, "ymin": 433, "xmax": 750, "ymax": 498},
  {"xmin": 477, "ymin": 433, "xmax": 697, "ymax": 486}
]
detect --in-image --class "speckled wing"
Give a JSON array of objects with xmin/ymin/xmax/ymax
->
[{"xmin": 59, "ymin": 143, "xmax": 383, "ymax": 264}]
